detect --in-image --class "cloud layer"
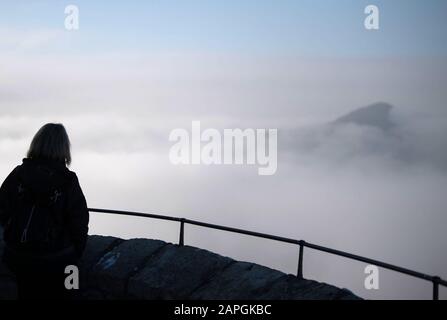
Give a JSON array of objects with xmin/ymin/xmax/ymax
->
[{"xmin": 1, "ymin": 46, "xmax": 447, "ymax": 299}]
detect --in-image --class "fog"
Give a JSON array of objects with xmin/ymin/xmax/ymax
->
[{"xmin": 1, "ymin": 52, "xmax": 446, "ymax": 299}]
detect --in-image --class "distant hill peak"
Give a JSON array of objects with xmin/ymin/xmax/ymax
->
[{"xmin": 333, "ymin": 102, "xmax": 395, "ymax": 131}]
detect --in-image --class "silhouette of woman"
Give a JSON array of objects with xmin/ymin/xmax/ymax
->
[{"xmin": 0, "ymin": 123, "xmax": 89, "ymax": 299}]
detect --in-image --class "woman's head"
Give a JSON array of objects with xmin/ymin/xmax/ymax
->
[{"xmin": 27, "ymin": 123, "xmax": 71, "ymax": 166}]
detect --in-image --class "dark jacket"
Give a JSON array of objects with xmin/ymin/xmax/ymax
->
[{"xmin": 0, "ymin": 158, "xmax": 89, "ymax": 260}]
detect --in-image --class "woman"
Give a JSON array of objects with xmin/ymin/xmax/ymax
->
[{"xmin": 0, "ymin": 123, "xmax": 89, "ymax": 299}]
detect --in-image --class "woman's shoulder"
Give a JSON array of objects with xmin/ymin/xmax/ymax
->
[
  {"xmin": 3, "ymin": 165, "xmax": 22, "ymax": 182},
  {"xmin": 0, "ymin": 164, "xmax": 21, "ymax": 187},
  {"xmin": 65, "ymin": 170, "xmax": 85, "ymax": 190}
]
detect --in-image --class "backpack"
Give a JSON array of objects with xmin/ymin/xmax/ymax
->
[{"xmin": 4, "ymin": 165, "xmax": 71, "ymax": 252}]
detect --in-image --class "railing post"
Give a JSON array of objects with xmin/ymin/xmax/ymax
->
[
  {"xmin": 433, "ymin": 276, "xmax": 440, "ymax": 300},
  {"xmin": 179, "ymin": 218, "xmax": 185, "ymax": 246},
  {"xmin": 297, "ymin": 240, "xmax": 304, "ymax": 279}
]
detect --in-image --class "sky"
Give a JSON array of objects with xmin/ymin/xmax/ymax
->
[
  {"xmin": 1, "ymin": 0, "xmax": 447, "ymax": 299},
  {"xmin": 1, "ymin": 0, "xmax": 447, "ymax": 55}
]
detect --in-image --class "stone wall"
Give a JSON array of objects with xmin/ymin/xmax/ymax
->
[{"xmin": 0, "ymin": 231, "xmax": 360, "ymax": 300}]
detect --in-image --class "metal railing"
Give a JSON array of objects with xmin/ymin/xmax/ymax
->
[{"xmin": 89, "ymin": 207, "xmax": 447, "ymax": 300}]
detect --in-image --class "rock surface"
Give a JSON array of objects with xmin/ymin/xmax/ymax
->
[
  {"xmin": 333, "ymin": 102, "xmax": 395, "ymax": 131},
  {"xmin": 0, "ymin": 231, "xmax": 361, "ymax": 300}
]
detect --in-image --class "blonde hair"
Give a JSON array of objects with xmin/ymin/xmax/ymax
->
[{"xmin": 27, "ymin": 123, "xmax": 71, "ymax": 166}]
